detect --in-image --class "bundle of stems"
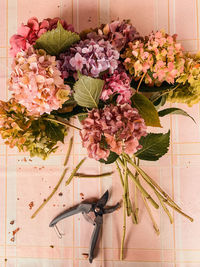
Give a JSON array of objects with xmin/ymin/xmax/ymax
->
[{"xmin": 116, "ymin": 153, "xmax": 193, "ymax": 260}]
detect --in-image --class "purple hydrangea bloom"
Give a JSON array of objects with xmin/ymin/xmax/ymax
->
[{"xmin": 57, "ymin": 39, "xmax": 120, "ymax": 78}]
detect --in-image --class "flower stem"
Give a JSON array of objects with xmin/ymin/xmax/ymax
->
[
  {"xmin": 134, "ymin": 157, "xmax": 140, "ymax": 223},
  {"xmin": 151, "ymin": 84, "xmax": 180, "ymax": 103},
  {"xmin": 126, "ymin": 156, "xmax": 181, "ymax": 210},
  {"xmin": 141, "ymin": 193, "xmax": 160, "ymax": 235},
  {"xmin": 64, "ymin": 136, "xmax": 74, "ymax": 166},
  {"xmin": 115, "ymin": 161, "xmax": 137, "ymax": 224},
  {"xmin": 74, "ymin": 171, "xmax": 113, "ymax": 178},
  {"xmin": 117, "ymin": 158, "xmax": 159, "ymax": 209},
  {"xmin": 137, "ymin": 73, "xmax": 146, "ymax": 92},
  {"xmin": 120, "ymin": 159, "xmax": 128, "ymax": 260},
  {"xmin": 126, "ymin": 155, "xmax": 193, "ymax": 222},
  {"xmin": 31, "ymin": 168, "xmax": 68, "ymax": 219},
  {"xmin": 155, "ymin": 191, "xmax": 173, "ymax": 224},
  {"xmin": 165, "ymin": 200, "xmax": 193, "ymax": 222},
  {"xmin": 65, "ymin": 158, "xmax": 86, "ymax": 186}
]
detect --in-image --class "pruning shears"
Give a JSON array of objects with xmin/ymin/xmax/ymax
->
[{"xmin": 49, "ymin": 190, "xmax": 120, "ymax": 263}]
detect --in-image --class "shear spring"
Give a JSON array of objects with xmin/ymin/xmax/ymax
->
[{"xmin": 53, "ymin": 224, "xmax": 65, "ymax": 239}]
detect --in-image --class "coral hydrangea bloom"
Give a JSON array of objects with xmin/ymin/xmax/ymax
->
[
  {"xmin": 80, "ymin": 104, "xmax": 147, "ymax": 161},
  {"xmin": 10, "ymin": 17, "xmax": 74, "ymax": 57},
  {"xmin": 100, "ymin": 70, "xmax": 133, "ymax": 104},
  {"xmin": 9, "ymin": 47, "xmax": 70, "ymax": 116},
  {"xmin": 122, "ymin": 30, "xmax": 185, "ymax": 86}
]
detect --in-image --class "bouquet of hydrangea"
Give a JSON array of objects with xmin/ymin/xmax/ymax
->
[{"xmin": 1, "ymin": 16, "xmax": 198, "ymax": 259}]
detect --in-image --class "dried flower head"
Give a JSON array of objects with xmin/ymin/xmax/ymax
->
[
  {"xmin": 0, "ymin": 99, "xmax": 67, "ymax": 159},
  {"xmin": 80, "ymin": 103, "xmax": 147, "ymax": 161},
  {"xmin": 9, "ymin": 46, "xmax": 70, "ymax": 116},
  {"xmin": 168, "ymin": 52, "xmax": 200, "ymax": 106},
  {"xmin": 101, "ymin": 20, "xmax": 141, "ymax": 51}
]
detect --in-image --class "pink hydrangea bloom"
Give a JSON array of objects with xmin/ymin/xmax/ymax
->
[
  {"xmin": 123, "ymin": 30, "xmax": 185, "ymax": 86},
  {"xmin": 10, "ymin": 17, "xmax": 74, "ymax": 57},
  {"xmin": 80, "ymin": 104, "xmax": 147, "ymax": 161},
  {"xmin": 100, "ymin": 70, "xmax": 133, "ymax": 104},
  {"xmin": 9, "ymin": 47, "xmax": 70, "ymax": 116}
]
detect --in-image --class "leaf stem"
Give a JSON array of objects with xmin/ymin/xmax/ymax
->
[
  {"xmin": 44, "ymin": 117, "xmax": 81, "ymax": 131},
  {"xmin": 31, "ymin": 168, "xmax": 68, "ymax": 219},
  {"xmin": 64, "ymin": 136, "xmax": 74, "ymax": 166},
  {"xmin": 65, "ymin": 158, "xmax": 86, "ymax": 186}
]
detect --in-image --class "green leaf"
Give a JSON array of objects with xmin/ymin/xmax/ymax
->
[
  {"xmin": 99, "ymin": 151, "xmax": 119, "ymax": 164},
  {"xmin": 34, "ymin": 22, "xmax": 80, "ymax": 56},
  {"xmin": 131, "ymin": 93, "xmax": 162, "ymax": 127},
  {"xmin": 44, "ymin": 120, "xmax": 65, "ymax": 142},
  {"xmin": 73, "ymin": 75, "xmax": 104, "ymax": 108},
  {"xmin": 135, "ymin": 131, "xmax": 170, "ymax": 161},
  {"xmin": 158, "ymin": 108, "xmax": 196, "ymax": 123}
]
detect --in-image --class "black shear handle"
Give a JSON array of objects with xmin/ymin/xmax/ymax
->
[{"xmin": 89, "ymin": 215, "xmax": 103, "ymax": 263}]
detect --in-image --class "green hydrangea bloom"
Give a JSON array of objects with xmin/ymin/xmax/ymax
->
[
  {"xmin": 0, "ymin": 99, "xmax": 68, "ymax": 159},
  {"xmin": 168, "ymin": 53, "xmax": 200, "ymax": 106}
]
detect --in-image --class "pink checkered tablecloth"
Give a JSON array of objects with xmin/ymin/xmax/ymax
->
[{"xmin": 0, "ymin": 0, "xmax": 200, "ymax": 266}]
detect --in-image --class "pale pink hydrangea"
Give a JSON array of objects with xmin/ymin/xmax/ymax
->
[
  {"xmin": 100, "ymin": 70, "xmax": 133, "ymax": 104},
  {"xmin": 10, "ymin": 17, "xmax": 74, "ymax": 57},
  {"xmin": 9, "ymin": 46, "xmax": 70, "ymax": 116},
  {"xmin": 123, "ymin": 30, "xmax": 185, "ymax": 86},
  {"xmin": 80, "ymin": 104, "xmax": 147, "ymax": 161}
]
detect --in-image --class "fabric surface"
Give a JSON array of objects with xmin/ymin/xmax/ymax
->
[{"xmin": 0, "ymin": 0, "xmax": 200, "ymax": 266}]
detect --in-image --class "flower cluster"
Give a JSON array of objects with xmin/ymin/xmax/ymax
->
[
  {"xmin": 101, "ymin": 20, "xmax": 141, "ymax": 51},
  {"xmin": 168, "ymin": 53, "xmax": 200, "ymax": 106},
  {"xmin": 0, "ymin": 99, "xmax": 67, "ymax": 159},
  {"xmin": 122, "ymin": 30, "xmax": 185, "ymax": 86},
  {"xmin": 10, "ymin": 17, "xmax": 74, "ymax": 57},
  {"xmin": 57, "ymin": 38, "xmax": 119, "ymax": 78},
  {"xmin": 9, "ymin": 47, "xmax": 70, "ymax": 116},
  {"xmin": 101, "ymin": 70, "xmax": 133, "ymax": 104},
  {"xmin": 80, "ymin": 104, "xmax": 147, "ymax": 161}
]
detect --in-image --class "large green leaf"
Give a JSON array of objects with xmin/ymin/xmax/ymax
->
[
  {"xmin": 34, "ymin": 22, "xmax": 80, "ymax": 56},
  {"xmin": 73, "ymin": 75, "xmax": 104, "ymax": 108},
  {"xmin": 135, "ymin": 131, "xmax": 170, "ymax": 161},
  {"xmin": 99, "ymin": 151, "xmax": 119, "ymax": 164},
  {"xmin": 158, "ymin": 108, "xmax": 196, "ymax": 123},
  {"xmin": 132, "ymin": 93, "xmax": 162, "ymax": 127}
]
